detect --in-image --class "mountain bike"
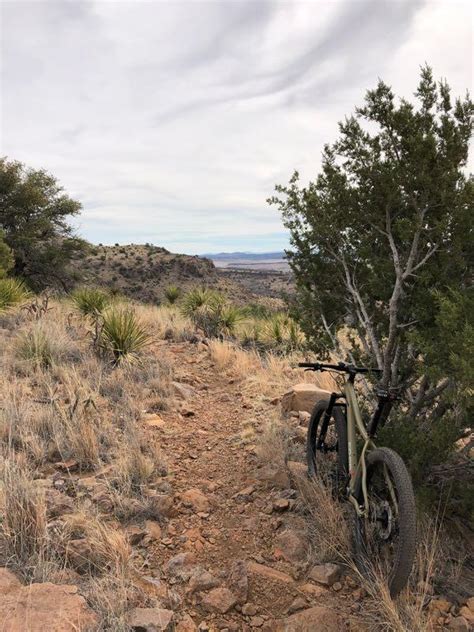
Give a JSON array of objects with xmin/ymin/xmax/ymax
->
[{"xmin": 298, "ymin": 361, "xmax": 416, "ymax": 598}]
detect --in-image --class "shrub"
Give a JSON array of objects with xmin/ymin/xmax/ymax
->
[
  {"xmin": 164, "ymin": 285, "xmax": 180, "ymax": 304},
  {"xmin": 72, "ymin": 287, "xmax": 110, "ymax": 317},
  {"xmin": 180, "ymin": 287, "xmax": 217, "ymax": 316},
  {"xmin": 99, "ymin": 307, "xmax": 152, "ymax": 364},
  {"xmin": 181, "ymin": 288, "xmax": 243, "ymax": 337},
  {"xmin": 0, "ymin": 278, "xmax": 31, "ymax": 311},
  {"xmin": 15, "ymin": 324, "xmax": 58, "ymax": 368}
]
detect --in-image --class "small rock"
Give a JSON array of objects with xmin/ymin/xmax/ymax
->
[
  {"xmin": 287, "ymin": 461, "xmax": 307, "ymax": 480},
  {"xmin": 128, "ymin": 607, "xmax": 174, "ymax": 631},
  {"xmin": 126, "ymin": 525, "xmax": 147, "ymax": 545},
  {"xmin": 255, "ymin": 465, "xmax": 290, "ymax": 490},
  {"xmin": 187, "ymin": 568, "xmax": 220, "ymax": 595},
  {"xmin": 250, "ymin": 616, "xmax": 265, "ymax": 627},
  {"xmin": 267, "ymin": 605, "xmax": 343, "ymax": 631},
  {"xmin": 0, "ymin": 568, "xmax": 21, "ymax": 593},
  {"xmin": 175, "ymin": 614, "xmax": 198, "ymax": 631},
  {"xmin": 274, "ymin": 530, "xmax": 306, "ymax": 563},
  {"xmin": 298, "ymin": 411, "xmax": 311, "ymax": 425},
  {"xmin": 145, "ymin": 520, "xmax": 162, "ymax": 541},
  {"xmin": 201, "ymin": 587, "xmax": 237, "ymax": 614},
  {"xmin": 228, "ymin": 560, "xmax": 248, "ymax": 604},
  {"xmin": 447, "ymin": 617, "xmax": 470, "ymax": 631},
  {"xmin": 459, "ymin": 606, "xmax": 474, "ymax": 624},
  {"xmin": 308, "ymin": 563, "xmax": 342, "ymax": 587},
  {"xmin": 247, "ymin": 562, "xmax": 294, "ymax": 584},
  {"xmin": 272, "ymin": 499, "xmax": 290, "ymax": 512},
  {"xmin": 287, "ymin": 598, "xmax": 306, "ymax": 614},
  {"xmin": 242, "ymin": 603, "xmax": 258, "ymax": 616},
  {"xmin": 166, "ymin": 552, "xmax": 196, "ymax": 579},
  {"xmin": 181, "ymin": 489, "xmax": 210, "ymax": 513},
  {"xmin": 300, "ymin": 583, "xmax": 326, "ymax": 597},
  {"xmin": 172, "ymin": 382, "xmax": 195, "ymax": 401},
  {"xmin": 332, "ymin": 581, "xmax": 342, "ymax": 592},
  {"xmin": 429, "ymin": 598, "xmax": 451, "ymax": 614}
]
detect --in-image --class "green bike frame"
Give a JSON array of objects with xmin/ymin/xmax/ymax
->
[{"xmin": 344, "ymin": 380, "xmax": 397, "ymax": 517}]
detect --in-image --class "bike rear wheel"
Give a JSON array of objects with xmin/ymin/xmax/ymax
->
[
  {"xmin": 353, "ymin": 447, "xmax": 416, "ymax": 598},
  {"xmin": 306, "ymin": 399, "xmax": 348, "ymax": 495}
]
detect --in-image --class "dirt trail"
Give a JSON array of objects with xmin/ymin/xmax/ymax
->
[{"xmin": 141, "ymin": 341, "xmax": 360, "ymax": 631}]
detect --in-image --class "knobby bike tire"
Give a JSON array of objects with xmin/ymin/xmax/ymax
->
[
  {"xmin": 306, "ymin": 399, "xmax": 348, "ymax": 492},
  {"xmin": 353, "ymin": 447, "xmax": 417, "ymax": 598}
]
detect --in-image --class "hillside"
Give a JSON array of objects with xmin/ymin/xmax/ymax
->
[
  {"xmin": 0, "ymin": 297, "xmax": 471, "ymax": 631},
  {"xmin": 75, "ymin": 244, "xmax": 292, "ymax": 305}
]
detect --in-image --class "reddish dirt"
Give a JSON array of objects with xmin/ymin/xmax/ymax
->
[{"xmin": 140, "ymin": 341, "xmax": 362, "ymax": 630}]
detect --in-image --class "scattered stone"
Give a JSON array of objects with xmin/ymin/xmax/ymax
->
[
  {"xmin": 153, "ymin": 494, "xmax": 176, "ymax": 518},
  {"xmin": 228, "ymin": 560, "xmax": 248, "ymax": 604},
  {"xmin": 145, "ymin": 520, "xmax": 162, "ymax": 541},
  {"xmin": 298, "ymin": 411, "xmax": 311, "ymax": 425},
  {"xmin": 272, "ymin": 499, "xmax": 290, "ymax": 512},
  {"xmin": 250, "ymin": 616, "xmax": 265, "ymax": 627},
  {"xmin": 287, "ymin": 461, "xmax": 307, "ymax": 480},
  {"xmin": 145, "ymin": 414, "xmax": 166, "ymax": 428},
  {"xmin": 201, "ymin": 587, "xmax": 237, "ymax": 614},
  {"xmin": 255, "ymin": 464, "xmax": 290, "ymax": 490},
  {"xmin": 281, "ymin": 384, "xmax": 331, "ymax": 414},
  {"xmin": 181, "ymin": 489, "xmax": 210, "ymax": 513},
  {"xmin": 128, "ymin": 607, "xmax": 174, "ymax": 631},
  {"xmin": 300, "ymin": 583, "xmax": 326, "ymax": 598},
  {"xmin": 65, "ymin": 538, "xmax": 94, "ymax": 573},
  {"xmin": 126, "ymin": 525, "xmax": 147, "ymax": 545},
  {"xmin": 459, "ymin": 606, "xmax": 474, "ymax": 624},
  {"xmin": 274, "ymin": 530, "xmax": 306, "ymax": 563},
  {"xmin": 447, "ymin": 617, "xmax": 470, "ymax": 631},
  {"xmin": 265, "ymin": 605, "xmax": 343, "ymax": 632},
  {"xmin": 332, "ymin": 581, "xmax": 343, "ymax": 592},
  {"xmin": 175, "ymin": 614, "xmax": 198, "ymax": 631},
  {"xmin": 247, "ymin": 562, "xmax": 294, "ymax": 584},
  {"xmin": 45, "ymin": 489, "xmax": 75, "ymax": 518},
  {"xmin": 287, "ymin": 598, "xmax": 307, "ymax": 614},
  {"xmin": 308, "ymin": 563, "xmax": 342, "ymax": 587},
  {"xmin": 187, "ymin": 568, "xmax": 220, "ymax": 595},
  {"xmin": 172, "ymin": 382, "xmax": 195, "ymax": 401},
  {"xmin": 0, "ymin": 573, "xmax": 97, "ymax": 632},
  {"xmin": 166, "ymin": 552, "xmax": 196, "ymax": 579},
  {"xmin": 242, "ymin": 603, "xmax": 258, "ymax": 616}
]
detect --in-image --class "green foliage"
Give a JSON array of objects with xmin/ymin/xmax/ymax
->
[
  {"xmin": 0, "ymin": 278, "xmax": 31, "ymax": 311},
  {"xmin": 270, "ymin": 66, "xmax": 473, "ymax": 499},
  {"xmin": 164, "ymin": 285, "xmax": 180, "ymax": 304},
  {"xmin": 0, "ymin": 157, "xmax": 87, "ymax": 290},
  {"xmin": 99, "ymin": 307, "xmax": 152, "ymax": 365},
  {"xmin": 0, "ymin": 229, "xmax": 13, "ymax": 278},
  {"xmin": 16, "ymin": 326, "xmax": 56, "ymax": 368},
  {"xmin": 180, "ymin": 287, "xmax": 217, "ymax": 316},
  {"xmin": 72, "ymin": 287, "xmax": 111, "ymax": 317},
  {"xmin": 181, "ymin": 288, "xmax": 243, "ymax": 338}
]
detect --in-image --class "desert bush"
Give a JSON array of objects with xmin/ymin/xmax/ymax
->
[
  {"xmin": 182, "ymin": 288, "xmax": 243, "ymax": 337},
  {"xmin": 15, "ymin": 323, "xmax": 62, "ymax": 369},
  {"xmin": 0, "ymin": 278, "xmax": 31, "ymax": 311},
  {"xmin": 181, "ymin": 286, "xmax": 217, "ymax": 316},
  {"xmin": 164, "ymin": 284, "xmax": 180, "ymax": 304},
  {"xmin": 99, "ymin": 307, "xmax": 152, "ymax": 365},
  {"xmin": 72, "ymin": 286, "xmax": 110, "ymax": 317}
]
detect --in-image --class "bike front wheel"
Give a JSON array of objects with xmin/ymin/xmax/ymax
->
[{"xmin": 353, "ymin": 447, "xmax": 417, "ymax": 598}]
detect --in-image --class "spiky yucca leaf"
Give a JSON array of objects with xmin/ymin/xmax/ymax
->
[
  {"xmin": 164, "ymin": 285, "xmax": 180, "ymax": 304},
  {"xmin": 0, "ymin": 278, "xmax": 31, "ymax": 311},
  {"xmin": 72, "ymin": 287, "xmax": 110, "ymax": 317},
  {"xmin": 99, "ymin": 307, "xmax": 152, "ymax": 364}
]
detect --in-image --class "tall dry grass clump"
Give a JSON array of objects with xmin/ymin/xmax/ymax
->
[{"xmin": 0, "ymin": 457, "xmax": 48, "ymax": 578}]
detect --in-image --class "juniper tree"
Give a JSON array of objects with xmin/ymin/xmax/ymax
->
[{"xmin": 270, "ymin": 66, "xmax": 473, "ymax": 479}]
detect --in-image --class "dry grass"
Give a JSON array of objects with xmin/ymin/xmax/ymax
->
[{"xmin": 0, "ymin": 457, "xmax": 48, "ymax": 578}]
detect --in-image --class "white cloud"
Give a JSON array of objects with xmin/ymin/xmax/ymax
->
[{"xmin": 1, "ymin": 0, "xmax": 472, "ymax": 253}]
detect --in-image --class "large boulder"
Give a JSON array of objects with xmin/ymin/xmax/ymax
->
[
  {"xmin": 0, "ymin": 571, "xmax": 97, "ymax": 632},
  {"xmin": 281, "ymin": 384, "xmax": 331, "ymax": 414}
]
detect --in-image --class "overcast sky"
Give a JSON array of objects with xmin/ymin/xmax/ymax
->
[{"xmin": 1, "ymin": 1, "xmax": 472, "ymax": 254}]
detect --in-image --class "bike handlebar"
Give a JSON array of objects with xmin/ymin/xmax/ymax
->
[{"xmin": 298, "ymin": 361, "xmax": 382, "ymax": 375}]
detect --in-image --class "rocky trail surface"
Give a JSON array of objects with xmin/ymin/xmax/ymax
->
[{"xmin": 130, "ymin": 341, "xmax": 361, "ymax": 631}]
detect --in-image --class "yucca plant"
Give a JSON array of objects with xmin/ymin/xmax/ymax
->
[
  {"xmin": 72, "ymin": 287, "xmax": 110, "ymax": 317},
  {"xmin": 216, "ymin": 303, "xmax": 243, "ymax": 337},
  {"xmin": 0, "ymin": 278, "xmax": 31, "ymax": 311},
  {"xmin": 99, "ymin": 307, "xmax": 152, "ymax": 365},
  {"xmin": 16, "ymin": 325, "xmax": 57, "ymax": 368},
  {"xmin": 164, "ymin": 285, "xmax": 180, "ymax": 304},
  {"xmin": 180, "ymin": 287, "xmax": 218, "ymax": 317}
]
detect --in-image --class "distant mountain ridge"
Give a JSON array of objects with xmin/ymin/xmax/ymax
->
[{"xmin": 202, "ymin": 251, "xmax": 286, "ymax": 261}]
